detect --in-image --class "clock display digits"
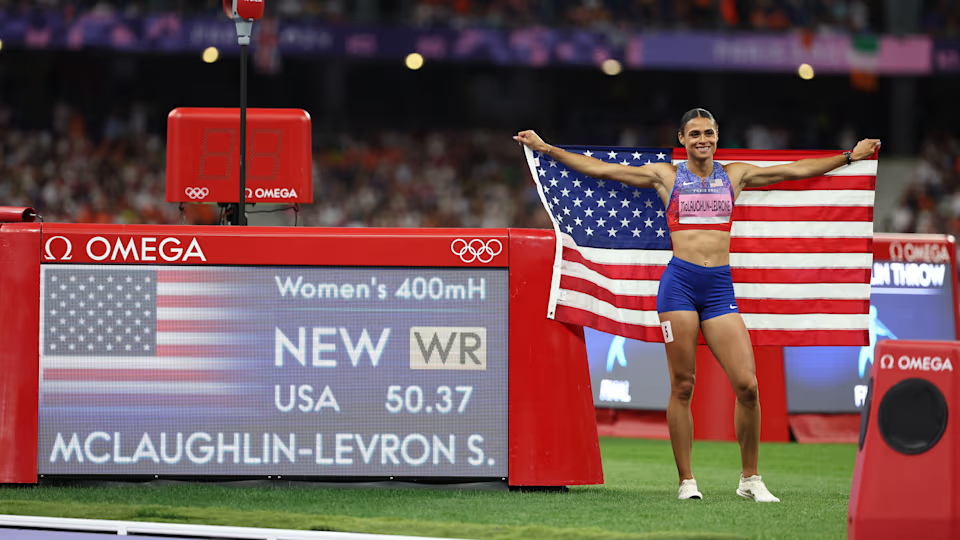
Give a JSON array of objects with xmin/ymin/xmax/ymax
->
[
  {"xmin": 198, "ymin": 128, "xmax": 237, "ymax": 181},
  {"xmin": 248, "ymin": 128, "xmax": 284, "ymax": 181}
]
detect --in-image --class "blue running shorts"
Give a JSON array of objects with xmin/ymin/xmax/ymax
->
[{"xmin": 656, "ymin": 257, "xmax": 739, "ymax": 321}]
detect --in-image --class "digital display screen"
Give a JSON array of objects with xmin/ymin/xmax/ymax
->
[
  {"xmin": 784, "ymin": 260, "xmax": 956, "ymax": 413},
  {"xmin": 585, "ymin": 328, "xmax": 670, "ymax": 410},
  {"xmin": 38, "ymin": 265, "xmax": 508, "ymax": 477}
]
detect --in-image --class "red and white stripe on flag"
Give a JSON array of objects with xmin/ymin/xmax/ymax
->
[{"xmin": 546, "ymin": 148, "xmax": 876, "ymax": 347}]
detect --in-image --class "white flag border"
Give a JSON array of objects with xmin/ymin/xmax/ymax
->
[{"xmin": 522, "ymin": 145, "xmax": 563, "ymax": 319}]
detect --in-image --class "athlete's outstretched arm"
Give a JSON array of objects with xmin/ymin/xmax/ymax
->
[
  {"xmin": 729, "ymin": 138, "xmax": 881, "ymax": 189},
  {"xmin": 514, "ymin": 130, "xmax": 673, "ymax": 190}
]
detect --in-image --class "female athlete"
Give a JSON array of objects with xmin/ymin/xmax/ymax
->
[{"xmin": 514, "ymin": 108, "xmax": 880, "ymax": 502}]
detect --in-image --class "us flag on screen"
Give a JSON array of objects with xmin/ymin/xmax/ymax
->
[
  {"xmin": 523, "ymin": 146, "xmax": 876, "ymax": 347},
  {"xmin": 39, "ymin": 266, "xmax": 247, "ymax": 409}
]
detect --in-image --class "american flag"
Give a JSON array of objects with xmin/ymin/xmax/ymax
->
[
  {"xmin": 523, "ymin": 146, "xmax": 876, "ymax": 347},
  {"xmin": 39, "ymin": 266, "xmax": 251, "ymax": 410}
]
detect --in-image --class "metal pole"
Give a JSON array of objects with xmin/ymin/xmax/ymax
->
[{"xmin": 234, "ymin": 42, "xmax": 249, "ymax": 226}]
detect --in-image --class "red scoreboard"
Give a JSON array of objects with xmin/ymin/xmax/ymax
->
[{"xmin": 0, "ymin": 220, "xmax": 603, "ymax": 487}]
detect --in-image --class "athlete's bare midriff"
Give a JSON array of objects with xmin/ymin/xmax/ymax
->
[{"xmin": 670, "ymin": 229, "xmax": 731, "ymax": 267}]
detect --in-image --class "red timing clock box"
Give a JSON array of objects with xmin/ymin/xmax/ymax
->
[{"xmin": 166, "ymin": 108, "xmax": 313, "ymax": 205}]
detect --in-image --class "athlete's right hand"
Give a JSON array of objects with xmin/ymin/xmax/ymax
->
[{"xmin": 513, "ymin": 130, "xmax": 548, "ymax": 153}]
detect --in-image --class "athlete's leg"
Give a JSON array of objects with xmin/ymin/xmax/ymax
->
[
  {"xmin": 700, "ymin": 312, "xmax": 760, "ymax": 477},
  {"xmin": 659, "ymin": 310, "xmax": 701, "ymax": 483},
  {"xmin": 657, "ymin": 259, "xmax": 703, "ymax": 486}
]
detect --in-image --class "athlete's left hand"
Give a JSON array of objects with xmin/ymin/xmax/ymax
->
[{"xmin": 851, "ymin": 138, "xmax": 881, "ymax": 161}]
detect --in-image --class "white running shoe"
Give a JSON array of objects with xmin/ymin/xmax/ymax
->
[
  {"xmin": 678, "ymin": 479, "xmax": 703, "ymax": 500},
  {"xmin": 737, "ymin": 475, "xmax": 780, "ymax": 502}
]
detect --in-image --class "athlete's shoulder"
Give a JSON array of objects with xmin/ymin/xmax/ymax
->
[
  {"xmin": 718, "ymin": 162, "xmax": 750, "ymax": 188},
  {"xmin": 635, "ymin": 161, "xmax": 678, "ymax": 187},
  {"xmin": 658, "ymin": 162, "xmax": 680, "ymax": 189}
]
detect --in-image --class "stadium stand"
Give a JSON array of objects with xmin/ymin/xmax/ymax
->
[{"xmin": 0, "ymin": 1, "xmax": 953, "ymax": 231}]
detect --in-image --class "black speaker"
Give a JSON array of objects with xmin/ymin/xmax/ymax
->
[{"xmin": 877, "ymin": 378, "xmax": 948, "ymax": 455}]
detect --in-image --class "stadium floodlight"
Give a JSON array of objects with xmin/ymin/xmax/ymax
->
[{"xmin": 221, "ymin": 0, "xmax": 265, "ymax": 226}]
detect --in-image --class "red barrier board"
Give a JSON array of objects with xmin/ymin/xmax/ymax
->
[
  {"xmin": 508, "ymin": 230, "xmax": 603, "ymax": 485},
  {"xmin": 0, "ymin": 223, "xmax": 41, "ymax": 483},
  {"xmin": 1, "ymin": 223, "xmax": 601, "ymax": 487}
]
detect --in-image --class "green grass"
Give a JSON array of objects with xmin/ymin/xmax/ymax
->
[{"xmin": 0, "ymin": 438, "xmax": 855, "ymax": 539}]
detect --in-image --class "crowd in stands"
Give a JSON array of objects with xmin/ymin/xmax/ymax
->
[
  {"xmin": 3, "ymin": 101, "xmax": 958, "ymax": 236},
  {"xmin": 396, "ymin": 0, "xmax": 879, "ymax": 33},
  {"xmin": 11, "ymin": 0, "xmax": 960, "ymax": 35},
  {"xmin": 0, "ymin": 104, "xmax": 176, "ymax": 225},
  {"xmin": 303, "ymin": 129, "xmax": 549, "ymax": 229},
  {"xmin": 0, "ymin": 103, "xmax": 550, "ymax": 228},
  {"xmin": 889, "ymin": 132, "xmax": 960, "ymax": 238}
]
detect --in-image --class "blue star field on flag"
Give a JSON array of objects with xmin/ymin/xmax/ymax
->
[
  {"xmin": 43, "ymin": 268, "xmax": 157, "ymax": 356},
  {"xmin": 535, "ymin": 146, "xmax": 673, "ymax": 250}
]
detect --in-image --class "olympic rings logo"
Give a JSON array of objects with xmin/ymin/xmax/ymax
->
[
  {"xmin": 451, "ymin": 239, "xmax": 503, "ymax": 264},
  {"xmin": 184, "ymin": 187, "xmax": 210, "ymax": 200}
]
